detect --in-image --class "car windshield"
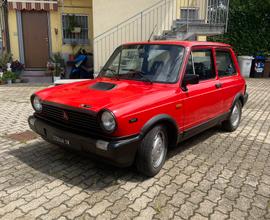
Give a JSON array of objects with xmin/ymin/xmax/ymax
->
[{"xmin": 99, "ymin": 44, "xmax": 185, "ymax": 83}]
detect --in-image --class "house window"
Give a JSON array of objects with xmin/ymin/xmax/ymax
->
[
  {"xmin": 62, "ymin": 14, "xmax": 89, "ymax": 44},
  {"xmin": 181, "ymin": 8, "xmax": 199, "ymax": 20}
]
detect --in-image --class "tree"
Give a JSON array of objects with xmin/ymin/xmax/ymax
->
[{"xmin": 209, "ymin": 0, "xmax": 270, "ymax": 56}]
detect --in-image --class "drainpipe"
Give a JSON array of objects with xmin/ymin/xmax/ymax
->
[
  {"xmin": 225, "ymin": 0, "xmax": 230, "ymax": 32},
  {"xmin": 2, "ymin": 0, "xmax": 10, "ymax": 53},
  {"xmin": 61, "ymin": 0, "xmax": 64, "ymax": 52},
  {"xmin": 186, "ymin": 0, "xmax": 190, "ymax": 33},
  {"xmin": 61, "ymin": 0, "xmax": 64, "ymax": 14}
]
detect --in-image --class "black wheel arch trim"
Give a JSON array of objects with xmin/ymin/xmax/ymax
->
[
  {"xmin": 231, "ymin": 93, "xmax": 245, "ymax": 110},
  {"xmin": 140, "ymin": 114, "xmax": 179, "ymax": 147}
]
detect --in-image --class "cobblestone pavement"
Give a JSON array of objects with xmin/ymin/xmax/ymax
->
[{"xmin": 0, "ymin": 79, "xmax": 270, "ymax": 220}]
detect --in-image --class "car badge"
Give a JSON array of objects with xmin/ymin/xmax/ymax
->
[
  {"xmin": 81, "ymin": 104, "xmax": 91, "ymax": 109},
  {"xmin": 63, "ymin": 111, "xmax": 69, "ymax": 121}
]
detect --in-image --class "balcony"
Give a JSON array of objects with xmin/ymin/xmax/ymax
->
[{"xmin": 160, "ymin": 0, "xmax": 230, "ymax": 40}]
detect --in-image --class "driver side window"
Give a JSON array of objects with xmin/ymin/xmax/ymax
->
[
  {"xmin": 216, "ymin": 50, "xmax": 236, "ymax": 77},
  {"xmin": 185, "ymin": 50, "xmax": 216, "ymax": 81}
]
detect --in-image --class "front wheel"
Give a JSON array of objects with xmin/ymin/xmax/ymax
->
[
  {"xmin": 136, "ymin": 125, "xmax": 168, "ymax": 177},
  {"xmin": 222, "ymin": 100, "xmax": 242, "ymax": 132}
]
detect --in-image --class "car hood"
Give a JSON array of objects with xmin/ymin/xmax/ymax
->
[{"xmin": 35, "ymin": 78, "xmax": 177, "ymax": 114}]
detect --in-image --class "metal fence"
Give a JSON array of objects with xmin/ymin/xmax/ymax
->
[
  {"xmin": 93, "ymin": 0, "xmax": 179, "ymax": 71},
  {"xmin": 207, "ymin": 0, "xmax": 230, "ymax": 30},
  {"xmin": 93, "ymin": 0, "xmax": 229, "ymax": 72}
]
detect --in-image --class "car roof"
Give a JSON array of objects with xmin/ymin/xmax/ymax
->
[{"xmin": 124, "ymin": 40, "xmax": 231, "ymax": 48}]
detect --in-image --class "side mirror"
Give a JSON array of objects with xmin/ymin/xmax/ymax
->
[{"xmin": 181, "ymin": 74, "xmax": 199, "ymax": 91}]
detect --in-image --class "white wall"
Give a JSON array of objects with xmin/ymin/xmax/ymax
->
[
  {"xmin": 92, "ymin": 0, "xmax": 208, "ymax": 71},
  {"xmin": 92, "ymin": 0, "xmax": 179, "ymax": 70},
  {"xmin": 93, "ymin": 0, "xmax": 161, "ymax": 38}
]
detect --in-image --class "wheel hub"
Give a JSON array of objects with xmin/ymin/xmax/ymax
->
[
  {"xmin": 231, "ymin": 104, "xmax": 240, "ymax": 127},
  {"xmin": 151, "ymin": 131, "xmax": 165, "ymax": 168}
]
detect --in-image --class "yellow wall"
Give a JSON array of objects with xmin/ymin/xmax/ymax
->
[
  {"xmin": 8, "ymin": 10, "xmax": 20, "ymax": 60},
  {"xmin": 8, "ymin": 0, "xmax": 93, "ymax": 63},
  {"xmin": 50, "ymin": 0, "xmax": 93, "ymax": 55}
]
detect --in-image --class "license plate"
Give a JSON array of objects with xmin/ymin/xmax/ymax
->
[{"xmin": 52, "ymin": 135, "xmax": 70, "ymax": 145}]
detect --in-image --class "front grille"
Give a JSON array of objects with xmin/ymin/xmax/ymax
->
[{"xmin": 39, "ymin": 104, "xmax": 102, "ymax": 134}]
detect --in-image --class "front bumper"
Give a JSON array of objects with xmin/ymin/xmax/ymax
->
[{"xmin": 28, "ymin": 115, "xmax": 140, "ymax": 167}]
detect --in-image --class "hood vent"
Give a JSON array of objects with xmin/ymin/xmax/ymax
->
[{"xmin": 90, "ymin": 82, "xmax": 116, "ymax": 91}]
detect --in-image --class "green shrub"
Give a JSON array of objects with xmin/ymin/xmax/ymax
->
[
  {"xmin": 50, "ymin": 53, "xmax": 65, "ymax": 76},
  {"xmin": 0, "ymin": 53, "xmax": 13, "ymax": 70},
  {"xmin": 2, "ymin": 71, "xmax": 17, "ymax": 81},
  {"xmin": 209, "ymin": 0, "xmax": 270, "ymax": 56}
]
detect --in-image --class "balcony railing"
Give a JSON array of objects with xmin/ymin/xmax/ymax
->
[{"xmin": 177, "ymin": 0, "xmax": 229, "ymax": 29}]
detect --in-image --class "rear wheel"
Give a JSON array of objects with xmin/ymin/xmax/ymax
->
[
  {"xmin": 222, "ymin": 100, "xmax": 242, "ymax": 132},
  {"xmin": 136, "ymin": 125, "xmax": 168, "ymax": 177}
]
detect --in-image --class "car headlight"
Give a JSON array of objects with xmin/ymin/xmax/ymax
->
[
  {"xmin": 100, "ymin": 110, "xmax": 116, "ymax": 132},
  {"xmin": 32, "ymin": 95, "xmax": 42, "ymax": 112}
]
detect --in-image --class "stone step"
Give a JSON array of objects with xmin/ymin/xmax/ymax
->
[
  {"xmin": 21, "ymin": 76, "xmax": 53, "ymax": 83},
  {"xmin": 20, "ymin": 70, "xmax": 52, "ymax": 83},
  {"xmin": 22, "ymin": 70, "xmax": 47, "ymax": 77}
]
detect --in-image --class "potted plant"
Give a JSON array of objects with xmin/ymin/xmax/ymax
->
[
  {"xmin": 50, "ymin": 53, "xmax": 65, "ymax": 82},
  {"xmin": 71, "ymin": 27, "xmax": 81, "ymax": 34},
  {"xmin": 11, "ymin": 60, "xmax": 24, "ymax": 83},
  {"xmin": 67, "ymin": 15, "xmax": 81, "ymax": 34},
  {"xmin": 68, "ymin": 41, "xmax": 78, "ymax": 61},
  {"xmin": 2, "ymin": 71, "xmax": 16, "ymax": 85},
  {"xmin": 46, "ymin": 61, "xmax": 54, "ymax": 76},
  {"xmin": 0, "ymin": 53, "xmax": 13, "ymax": 72},
  {"xmin": 0, "ymin": 72, "xmax": 3, "ymax": 85}
]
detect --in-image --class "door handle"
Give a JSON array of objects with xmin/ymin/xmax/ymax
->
[{"xmin": 215, "ymin": 83, "xmax": 222, "ymax": 89}]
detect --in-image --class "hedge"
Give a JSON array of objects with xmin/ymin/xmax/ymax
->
[{"xmin": 208, "ymin": 0, "xmax": 270, "ymax": 56}]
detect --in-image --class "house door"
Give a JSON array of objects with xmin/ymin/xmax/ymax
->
[{"xmin": 21, "ymin": 11, "xmax": 49, "ymax": 69}]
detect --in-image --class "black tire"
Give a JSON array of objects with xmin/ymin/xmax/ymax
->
[
  {"xmin": 222, "ymin": 100, "xmax": 242, "ymax": 132},
  {"xmin": 136, "ymin": 125, "xmax": 168, "ymax": 177}
]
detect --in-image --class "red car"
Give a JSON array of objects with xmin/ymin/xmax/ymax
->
[{"xmin": 29, "ymin": 41, "xmax": 248, "ymax": 176}]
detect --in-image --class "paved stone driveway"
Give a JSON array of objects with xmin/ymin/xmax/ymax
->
[{"xmin": 0, "ymin": 79, "xmax": 270, "ymax": 220}]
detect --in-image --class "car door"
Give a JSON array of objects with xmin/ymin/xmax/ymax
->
[
  {"xmin": 182, "ymin": 47, "xmax": 223, "ymax": 130},
  {"xmin": 215, "ymin": 48, "xmax": 243, "ymax": 113}
]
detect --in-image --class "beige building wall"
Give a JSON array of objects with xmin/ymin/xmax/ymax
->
[
  {"xmin": 92, "ymin": 0, "xmax": 178, "ymax": 70},
  {"xmin": 92, "ymin": 0, "xmax": 162, "ymax": 38},
  {"xmin": 92, "ymin": 0, "xmax": 208, "ymax": 70}
]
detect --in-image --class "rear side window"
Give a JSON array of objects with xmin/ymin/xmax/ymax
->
[
  {"xmin": 216, "ymin": 50, "xmax": 236, "ymax": 77},
  {"xmin": 191, "ymin": 50, "xmax": 216, "ymax": 81}
]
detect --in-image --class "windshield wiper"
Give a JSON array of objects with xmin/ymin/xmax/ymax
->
[
  {"xmin": 101, "ymin": 67, "xmax": 119, "ymax": 80},
  {"xmin": 126, "ymin": 69, "xmax": 153, "ymax": 84}
]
